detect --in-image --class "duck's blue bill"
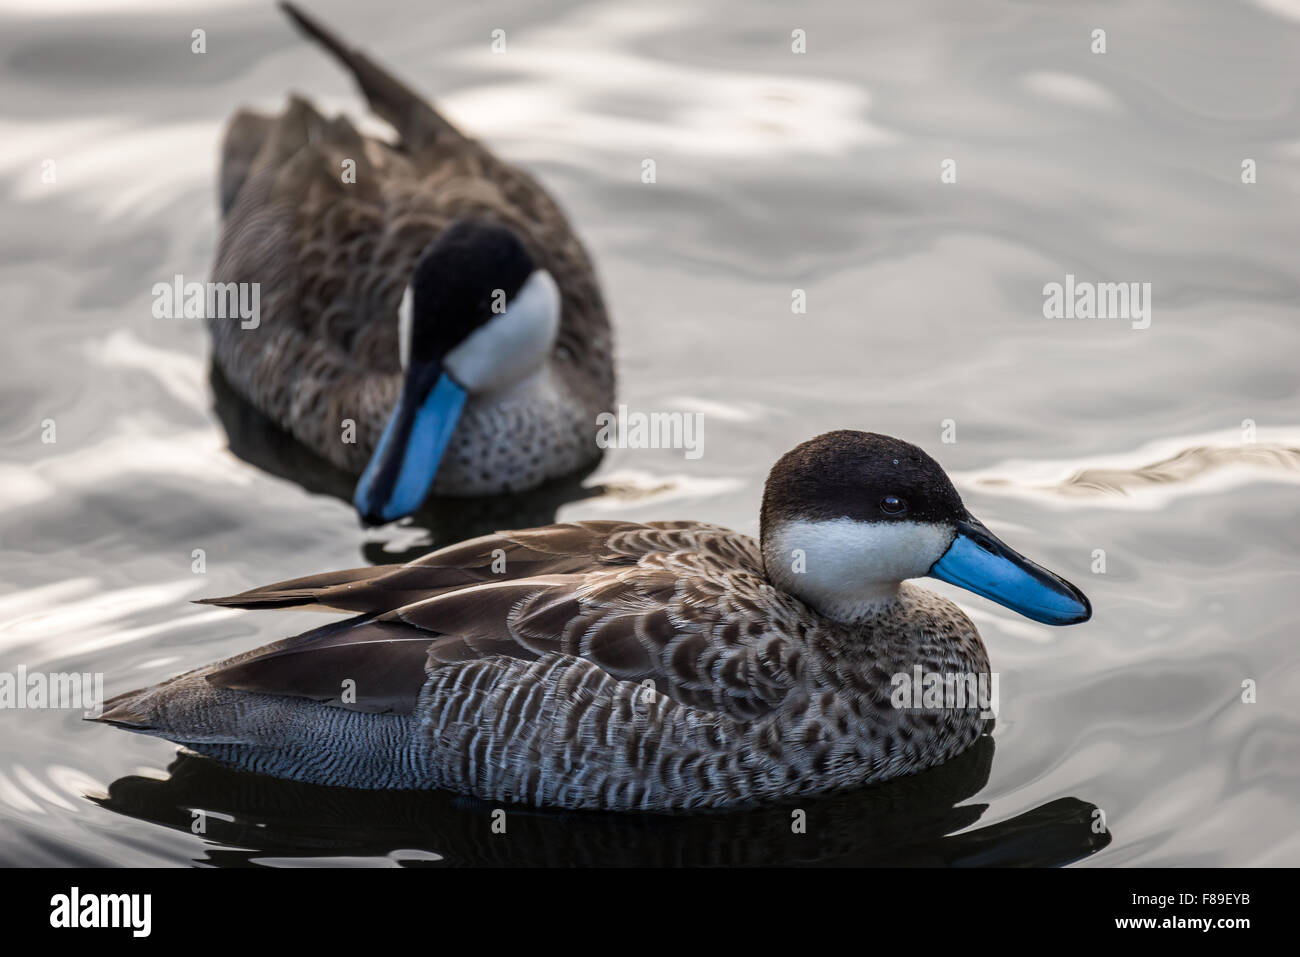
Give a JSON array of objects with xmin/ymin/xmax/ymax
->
[
  {"xmin": 928, "ymin": 515, "xmax": 1091, "ymax": 625},
  {"xmin": 353, "ymin": 362, "xmax": 467, "ymax": 524}
]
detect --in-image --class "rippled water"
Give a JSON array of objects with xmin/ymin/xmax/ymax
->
[{"xmin": 2, "ymin": 0, "xmax": 1298, "ymax": 866}]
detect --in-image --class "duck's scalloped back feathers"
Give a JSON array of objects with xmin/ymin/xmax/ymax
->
[
  {"xmin": 199, "ymin": 521, "xmax": 760, "ymax": 613},
  {"xmin": 278, "ymin": 1, "xmax": 461, "ymax": 148},
  {"xmin": 175, "ymin": 522, "xmax": 795, "ymax": 725},
  {"xmin": 195, "ymin": 560, "xmax": 793, "ymax": 722}
]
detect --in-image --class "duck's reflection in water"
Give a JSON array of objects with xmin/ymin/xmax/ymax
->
[
  {"xmin": 209, "ymin": 362, "xmax": 604, "ymax": 564},
  {"xmin": 90, "ymin": 736, "xmax": 1110, "ymax": 867}
]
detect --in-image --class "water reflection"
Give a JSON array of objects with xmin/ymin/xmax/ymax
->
[
  {"xmin": 5, "ymin": 0, "xmax": 1297, "ymax": 868},
  {"xmin": 953, "ymin": 433, "xmax": 1300, "ymax": 507},
  {"xmin": 91, "ymin": 737, "xmax": 1110, "ymax": 867},
  {"xmin": 209, "ymin": 362, "xmax": 605, "ymax": 563}
]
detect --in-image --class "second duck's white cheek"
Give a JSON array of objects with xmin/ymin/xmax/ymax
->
[
  {"xmin": 397, "ymin": 284, "xmax": 414, "ymax": 371},
  {"xmin": 768, "ymin": 518, "xmax": 955, "ymax": 596},
  {"xmin": 443, "ymin": 270, "xmax": 560, "ymax": 395}
]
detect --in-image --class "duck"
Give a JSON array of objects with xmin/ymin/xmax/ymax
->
[
  {"xmin": 209, "ymin": 3, "xmax": 614, "ymax": 522},
  {"xmin": 94, "ymin": 431, "xmax": 1091, "ymax": 812}
]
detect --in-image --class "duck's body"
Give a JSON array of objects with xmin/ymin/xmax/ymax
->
[
  {"xmin": 100, "ymin": 523, "xmax": 989, "ymax": 810},
  {"xmin": 210, "ymin": 4, "xmax": 613, "ymax": 508},
  {"xmin": 97, "ymin": 432, "xmax": 1090, "ymax": 812}
]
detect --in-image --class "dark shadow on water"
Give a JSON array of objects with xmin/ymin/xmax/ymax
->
[
  {"xmin": 90, "ymin": 736, "xmax": 1111, "ymax": 867},
  {"xmin": 208, "ymin": 362, "xmax": 605, "ymax": 562}
]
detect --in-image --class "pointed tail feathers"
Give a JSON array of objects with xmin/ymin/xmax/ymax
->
[{"xmin": 278, "ymin": 1, "xmax": 460, "ymax": 147}]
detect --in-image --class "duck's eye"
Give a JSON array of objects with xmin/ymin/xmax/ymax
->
[{"xmin": 881, "ymin": 495, "xmax": 907, "ymax": 515}]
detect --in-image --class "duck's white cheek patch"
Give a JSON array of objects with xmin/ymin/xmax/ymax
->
[
  {"xmin": 443, "ymin": 269, "xmax": 560, "ymax": 394},
  {"xmin": 768, "ymin": 518, "xmax": 954, "ymax": 599},
  {"xmin": 397, "ymin": 283, "xmax": 414, "ymax": 371}
]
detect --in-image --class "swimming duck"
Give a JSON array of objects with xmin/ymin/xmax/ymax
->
[
  {"xmin": 210, "ymin": 3, "xmax": 614, "ymax": 522},
  {"xmin": 95, "ymin": 431, "xmax": 1090, "ymax": 812}
]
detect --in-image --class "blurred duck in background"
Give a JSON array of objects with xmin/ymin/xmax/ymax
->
[{"xmin": 209, "ymin": 3, "xmax": 615, "ymax": 523}]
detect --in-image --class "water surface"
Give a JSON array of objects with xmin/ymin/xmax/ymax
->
[{"xmin": 2, "ymin": 0, "xmax": 1298, "ymax": 866}]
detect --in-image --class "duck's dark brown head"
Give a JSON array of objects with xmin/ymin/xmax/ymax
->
[
  {"xmin": 759, "ymin": 430, "xmax": 1091, "ymax": 626},
  {"xmin": 355, "ymin": 220, "xmax": 560, "ymax": 524}
]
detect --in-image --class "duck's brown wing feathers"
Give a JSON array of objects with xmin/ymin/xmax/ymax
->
[
  {"xmin": 200, "ymin": 521, "xmax": 761, "ymax": 612},
  {"xmin": 200, "ymin": 522, "xmax": 802, "ymax": 720}
]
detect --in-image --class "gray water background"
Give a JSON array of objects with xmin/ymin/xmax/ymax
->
[{"xmin": 1, "ymin": 0, "xmax": 1298, "ymax": 865}]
